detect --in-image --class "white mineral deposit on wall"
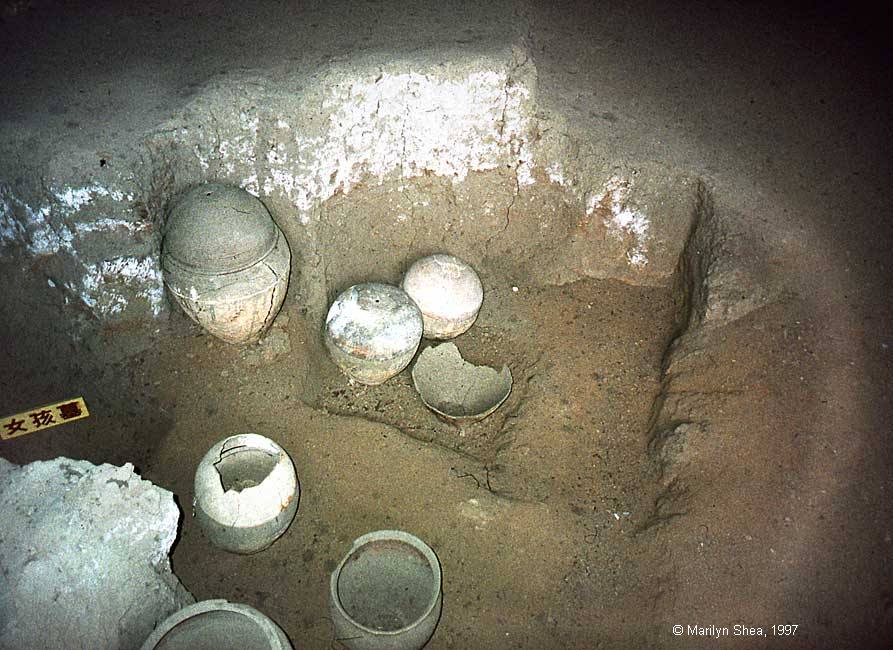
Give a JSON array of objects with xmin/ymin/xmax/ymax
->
[{"xmin": 587, "ymin": 174, "xmax": 651, "ymax": 268}]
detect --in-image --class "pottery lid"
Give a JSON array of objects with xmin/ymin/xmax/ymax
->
[{"xmin": 163, "ymin": 184, "xmax": 279, "ymax": 274}]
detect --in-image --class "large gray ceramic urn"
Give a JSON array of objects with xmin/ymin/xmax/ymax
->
[{"xmin": 162, "ymin": 184, "xmax": 291, "ymax": 344}]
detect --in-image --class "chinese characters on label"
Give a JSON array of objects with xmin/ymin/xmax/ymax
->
[{"xmin": 1, "ymin": 397, "xmax": 89, "ymax": 440}]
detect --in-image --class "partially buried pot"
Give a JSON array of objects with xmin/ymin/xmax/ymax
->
[
  {"xmin": 329, "ymin": 530, "xmax": 443, "ymax": 650},
  {"xmin": 140, "ymin": 600, "xmax": 293, "ymax": 650},
  {"xmin": 162, "ymin": 184, "xmax": 290, "ymax": 344},
  {"xmin": 325, "ymin": 283, "xmax": 423, "ymax": 385},
  {"xmin": 402, "ymin": 254, "xmax": 483, "ymax": 340},
  {"xmin": 411, "ymin": 343, "xmax": 512, "ymax": 422}
]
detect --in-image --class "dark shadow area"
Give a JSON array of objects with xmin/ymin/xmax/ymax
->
[{"xmin": 0, "ymin": 255, "xmax": 175, "ymax": 472}]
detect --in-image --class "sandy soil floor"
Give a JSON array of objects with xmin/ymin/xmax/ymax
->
[{"xmin": 0, "ymin": 254, "xmax": 683, "ymax": 648}]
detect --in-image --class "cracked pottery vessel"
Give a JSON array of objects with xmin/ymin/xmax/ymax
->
[
  {"xmin": 402, "ymin": 253, "xmax": 483, "ymax": 340},
  {"xmin": 324, "ymin": 283, "xmax": 424, "ymax": 385},
  {"xmin": 193, "ymin": 433, "xmax": 299, "ymax": 554},
  {"xmin": 162, "ymin": 184, "xmax": 290, "ymax": 344}
]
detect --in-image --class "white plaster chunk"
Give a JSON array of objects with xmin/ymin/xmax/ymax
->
[
  {"xmin": 547, "ymin": 162, "xmax": 567, "ymax": 186},
  {"xmin": 0, "ymin": 191, "xmax": 24, "ymax": 242},
  {"xmin": 74, "ymin": 217, "xmax": 150, "ymax": 235},
  {"xmin": 195, "ymin": 145, "xmax": 211, "ymax": 171},
  {"xmin": 241, "ymin": 173, "xmax": 260, "ymax": 196},
  {"xmin": 53, "ymin": 185, "xmax": 132, "ymax": 212},
  {"xmin": 516, "ymin": 143, "xmax": 536, "ymax": 186},
  {"xmin": 0, "ymin": 185, "xmax": 69, "ymax": 255},
  {"xmin": 1, "ymin": 184, "xmax": 138, "ymax": 256},
  {"xmin": 0, "ymin": 457, "xmax": 194, "ymax": 650},
  {"xmin": 54, "ymin": 186, "xmax": 95, "ymax": 211}
]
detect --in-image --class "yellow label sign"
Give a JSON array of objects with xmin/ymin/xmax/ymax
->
[{"xmin": 1, "ymin": 397, "xmax": 89, "ymax": 440}]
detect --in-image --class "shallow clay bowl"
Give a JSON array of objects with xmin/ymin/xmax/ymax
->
[{"xmin": 411, "ymin": 342, "xmax": 512, "ymax": 423}]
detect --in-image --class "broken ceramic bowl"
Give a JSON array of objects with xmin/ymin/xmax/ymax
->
[{"xmin": 411, "ymin": 342, "xmax": 512, "ymax": 423}]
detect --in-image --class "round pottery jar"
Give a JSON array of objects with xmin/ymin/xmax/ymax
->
[
  {"xmin": 401, "ymin": 254, "xmax": 483, "ymax": 339},
  {"xmin": 324, "ymin": 283, "xmax": 423, "ymax": 385},
  {"xmin": 162, "ymin": 184, "xmax": 290, "ymax": 344},
  {"xmin": 193, "ymin": 433, "xmax": 299, "ymax": 554}
]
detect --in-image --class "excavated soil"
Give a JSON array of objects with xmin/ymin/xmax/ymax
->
[
  {"xmin": 0, "ymin": 166, "xmax": 880, "ymax": 648},
  {"xmin": 0, "ymin": 169, "xmax": 691, "ymax": 648}
]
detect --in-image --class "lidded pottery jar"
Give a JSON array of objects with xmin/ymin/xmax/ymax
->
[
  {"xmin": 162, "ymin": 184, "xmax": 290, "ymax": 344},
  {"xmin": 324, "ymin": 283, "xmax": 423, "ymax": 385},
  {"xmin": 402, "ymin": 253, "xmax": 483, "ymax": 339}
]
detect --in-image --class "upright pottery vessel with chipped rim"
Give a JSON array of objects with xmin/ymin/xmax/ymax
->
[
  {"xmin": 162, "ymin": 184, "xmax": 290, "ymax": 344},
  {"xmin": 193, "ymin": 433, "xmax": 299, "ymax": 554}
]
